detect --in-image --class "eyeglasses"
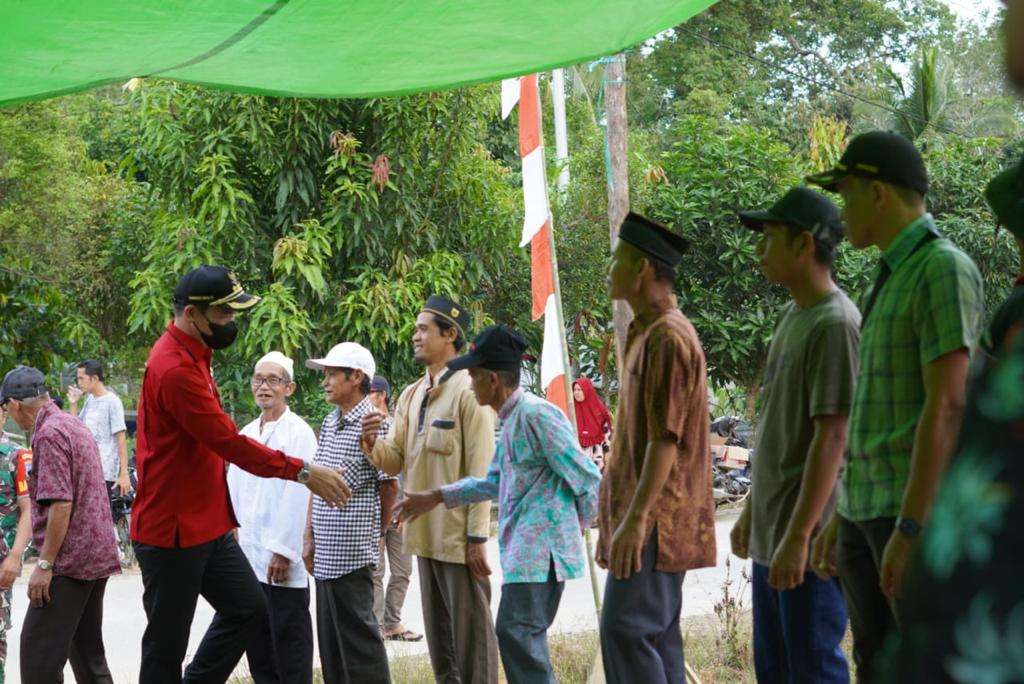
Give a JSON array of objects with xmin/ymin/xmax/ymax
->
[{"xmin": 251, "ymin": 375, "xmax": 288, "ymax": 388}]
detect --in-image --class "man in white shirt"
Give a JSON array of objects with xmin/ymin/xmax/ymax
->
[{"xmin": 227, "ymin": 351, "xmax": 316, "ymax": 684}]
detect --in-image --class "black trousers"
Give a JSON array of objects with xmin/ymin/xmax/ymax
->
[
  {"xmin": 836, "ymin": 516, "xmax": 906, "ymax": 684},
  {"xmin": 134, "ymin": 533, "xmax": 267, "ymax": 684},
  {"xmin": 20, "ymin": 575, "xmax": 112, "ymax": 684},
  {"xmin": 600, "ymin": 533, "xmax": 686, "ymax": 684},
  {"xmin": 315, "ymin": 567, "xmax": 390, "ymax": 684},
  {"xmin": 245, "ymin": 583, "xmax": 313, "ymax": 684}
]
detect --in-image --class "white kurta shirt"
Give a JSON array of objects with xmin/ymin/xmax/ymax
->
[{"xmin": 228, "ymin": 408, "xmax": 316, "ymax": 589}]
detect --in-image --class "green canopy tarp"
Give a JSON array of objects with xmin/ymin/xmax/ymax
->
[{"xmin": 0, "ymin": 0, "xmax": 715, "ymax": 106}]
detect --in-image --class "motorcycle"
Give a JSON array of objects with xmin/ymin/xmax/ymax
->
[
  {"xmin": 110, "ymin": 461, "xmax": 138, "ymax": 569},
  {"xmin": 710, "ymin": 415, "xmax": 753, "ymax": 507}
]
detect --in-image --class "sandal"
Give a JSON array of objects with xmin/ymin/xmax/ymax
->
[{"xmin": 385, "ymin": 628, "xmax": 423, "ymax": 642}]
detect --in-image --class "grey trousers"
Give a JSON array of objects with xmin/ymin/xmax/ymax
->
[
  {"xmin": 600, "ymin": 534, "xmax": 686, "ymax": 684},
  {"xmin": 418, "ymin": 556, "xmax": 499, "ymax": 684},
  {"xmin": 495, "ymin": 562, "xmax": 564, "ymax": 684},
  {"xmin": 372, "ymin": 524, "xmax": 413, "ymax": 630}
]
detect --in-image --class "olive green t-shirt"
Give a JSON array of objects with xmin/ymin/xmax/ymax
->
[{"xmin": 748, "ymin": 290, "xmax": 861, "ymax": 566}]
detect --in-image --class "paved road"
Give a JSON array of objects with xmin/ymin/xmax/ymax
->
[{"xmin": 5, "ymin": 510, "xmax": 748, "ymax": 683}]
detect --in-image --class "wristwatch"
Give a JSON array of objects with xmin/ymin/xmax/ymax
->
[
  {"xmin": 37, "ymin": 559, "xmax": 53, "ymax": 571},
  {"xmin": 296, "ymin": 462, "xmax": 312, "ymax": 485},
  {"xmin": 896, "ymin": 516, "xmax": 922, "ymax": 538}
]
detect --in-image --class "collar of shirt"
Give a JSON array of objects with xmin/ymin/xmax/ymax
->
[
  {"xmin": 881, "ymin": 213, "xmax": 937, "ymax": 272},
  {"xmin": 498, "ymin": 388, "xmax": 524, "ymax": 421},
  {"xmin": 257, "ymin": 407, "xmax": 290, "ymax": 433},
  {"xmin": 628, "ymin": 295, "xmax": 680, "ymax": 334},
  {"xmin": 32, "ymin": 399, "xmax": 58, "ymax": 433},
  {"xmin": 327, "ymin": 396, "xmax": 373, "ymax": 431},
  {"xmin": 165, "ymin": 321, "xmax": 212, "ymax": 365}
]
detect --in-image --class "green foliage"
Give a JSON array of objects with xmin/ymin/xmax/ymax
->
[
  {"xmin": 646, "ymin": 111, "xmax": 802, "ymax": 400},
  {"xmin": 122, "ymin": 81, "xmax": 520, "ymax": 413}
]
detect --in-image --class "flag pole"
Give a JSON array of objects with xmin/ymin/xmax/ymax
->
[
  {"xmin": 526, "ymin": 74, "xmax": 602, "ymax": 616},
  {"xmin": 551, "ymin": 68, "xmax": 570, "ymax": 192}
]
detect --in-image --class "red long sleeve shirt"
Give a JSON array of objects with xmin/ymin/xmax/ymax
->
[{"xmin": 131, "ymin": 323, "xmax": 303, "ymax": 548}]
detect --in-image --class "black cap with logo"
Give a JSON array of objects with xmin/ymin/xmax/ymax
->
[
  {"xmin": 738, "ymin": 187, "xmax": 844, "ymax": 249},
  {"xmin": 173, "ymin": 265, "xmax": 259, "ymax": 311},
  {"xmin": 422, "ymin": 295, "xmax": 471, "ymax": 340},
  {"xmin": 617, "ymin": 212, "xmax": 689, "ymax": 267},
  {"xmin": 806, "ymin": 131, "xmax": 929, "ymax": 197},
  {"xmin": 0, "ymin": 366, "xmax": 48, "ymax": 405},
  {"xmin": 447, "ymin": 325, "xmax": 528, "ymax": 372}
]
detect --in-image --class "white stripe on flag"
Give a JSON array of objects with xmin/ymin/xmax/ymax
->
[
  {"xmin": 540, "ymin": 294, "xmax": 566, "ymax": 389},
  {"xmin": 520, "ymin": 147, "xmax": 548, "ymax": 247},
  {"xmin": 501, "ymin": 78, "xmax": 521, "ymax": 120}
]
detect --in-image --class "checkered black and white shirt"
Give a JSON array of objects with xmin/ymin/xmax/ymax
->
[{"xmin": 311, "ymin": 397, "xmax": 394, "ymax": 580}]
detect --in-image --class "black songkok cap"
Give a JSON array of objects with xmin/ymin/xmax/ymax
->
[
  {"xmin": 617, "ymin": 212, "xmax": 689, "ymax": 267},
  {"xmin": 422, "ymin": 295, "xmax": 471, "ymax": 340}
]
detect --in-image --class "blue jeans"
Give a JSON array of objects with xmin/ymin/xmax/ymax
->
[
  {"xmin": 495, "ymin": 562, "xmax": 564, "ymax": 684},
  {"xmin": 752, "ymin": 562, "xmax": 849, "ymax": 684}
]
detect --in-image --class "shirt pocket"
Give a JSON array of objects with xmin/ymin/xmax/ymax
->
[{"xmin": 425, "ymin": 418, "xmax": 456, "ymax": 456}]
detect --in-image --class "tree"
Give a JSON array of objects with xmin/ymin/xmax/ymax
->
[{"xmin": 122, "ymin": 82, "xmax": 521, "ymax": 417}]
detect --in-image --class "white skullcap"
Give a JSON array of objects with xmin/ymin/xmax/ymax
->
[{"xmin": 255, "ymin": 351, "xmax": 295, "ymax": 380}]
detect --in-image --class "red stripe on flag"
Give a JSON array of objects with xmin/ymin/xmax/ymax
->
[
  {"xmin": 545, "ymin": 374, "xmax": 569, "ymax": 415},
  {"xmin": 531, "ymin": 222, "xmax": 554, "ymax": 320},
  {"xmin": 518, "ymin": 74, "xmax": 541, "ymax": 158}
]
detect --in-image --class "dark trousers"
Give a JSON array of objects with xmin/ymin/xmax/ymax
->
[
  {"xmin": 600, "ymin": 533, "xmax": 686, "ymax": 684},
  {"xmin": 495, "ymin": 563, "xmax": 564, "ymax": 684},
  {"xmin": 418, "ymin": 556, "xmax": 499, "ymax": 684},
  {"xmin": 752, "ymin": 562, "xmax": 849, "ymax": 683},
  {"xmin": 134, "ymin": 533, "xmax": 267, "ymax": 684},
  {"xmin": 20, "ymin": 575, "xmax": 112, "ymax": 684},
  {"xmin": 245, "ymin": 583, "xmax": 313, "ymax": 684},
  {"xmin": 836, "ymin": 516, "xmax": 905, "ymax": 684},
  {"xmin": 315, "ymin": 567, "xmax": 390, "ymax": 684}
]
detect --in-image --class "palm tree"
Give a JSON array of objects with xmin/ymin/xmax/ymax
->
[{"xmin": 856, "ymin": 46, "xmax": 1018, "ymax": 144}]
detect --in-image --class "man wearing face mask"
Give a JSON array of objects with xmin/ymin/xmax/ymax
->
[{"xmin": 131, "ymin": 265, "xmax": 350, "ymax": 684}]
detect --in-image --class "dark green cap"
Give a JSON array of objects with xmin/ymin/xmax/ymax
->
[{"xmin": 985, "ymin": 159, "xmax": 1024, "ymax": 240}]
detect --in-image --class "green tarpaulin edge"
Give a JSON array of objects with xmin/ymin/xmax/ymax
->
[{"xmin": 0, "ymin": 1, "xmax": 717, "ymax": 106}]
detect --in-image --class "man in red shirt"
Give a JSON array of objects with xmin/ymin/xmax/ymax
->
[{"xmin": 131, "ymin": 265, "xmax": 349, "ymax": 684}]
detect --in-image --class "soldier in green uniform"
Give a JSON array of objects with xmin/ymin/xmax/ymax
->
[{"xmin": 0, "ymin": 402, "xmax": 31, "ymax": 684}]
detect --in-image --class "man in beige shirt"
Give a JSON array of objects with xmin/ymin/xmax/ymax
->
[{"xmin": 362, "ymin": 295, "xmax": 498, "ymax": 684}]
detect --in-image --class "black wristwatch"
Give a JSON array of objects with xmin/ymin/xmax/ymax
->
[{"xmin": 896, "ymin": 516, "xmax": 922, "ymax": 538}]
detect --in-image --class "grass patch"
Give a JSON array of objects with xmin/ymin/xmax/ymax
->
[{"xmin": 232, "ymin": 612, "xmax": 853, "ymax": 683}]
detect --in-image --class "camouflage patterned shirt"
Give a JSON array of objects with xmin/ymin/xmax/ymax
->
[{"xmin": 0, "ymin": 443, "xmax": 28, "ymax": 558}]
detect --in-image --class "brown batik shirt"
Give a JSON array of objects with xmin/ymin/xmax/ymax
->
[{"xmin": 597, "ymin": 303, "xmax": 717, "ymax": 573}]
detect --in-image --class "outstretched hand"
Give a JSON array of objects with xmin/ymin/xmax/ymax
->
[
  {"xmin": 305, "ymin": 465, "xmax": 351, "ymax": 508},
  {"xmin": 395, "ymin": 489, "xmax": 444, "ymax": 523}
]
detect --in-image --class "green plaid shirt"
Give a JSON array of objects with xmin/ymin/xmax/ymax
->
[{"xmin": 838, "ymin": 214, "xmax": 983, "ymax": 521}]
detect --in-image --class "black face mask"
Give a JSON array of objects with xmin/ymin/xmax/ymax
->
[{"xmin": 194, "ymin": 311, "xmax": 238, "ymax": 350}]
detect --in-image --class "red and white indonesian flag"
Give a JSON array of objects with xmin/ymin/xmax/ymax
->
[{"xmin": 504, "ymin": 74, "xmax": 569, "ymax": 414}]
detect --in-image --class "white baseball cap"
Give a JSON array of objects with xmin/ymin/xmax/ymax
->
[
  {"xmin": 305, "ymin": 342, "xmax": 376, "ymax": 379},
  {"xmin": 255, "ymin": 351, "xmax": 295, "ymax": 380}
]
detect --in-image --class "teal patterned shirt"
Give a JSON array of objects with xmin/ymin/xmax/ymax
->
[
  {"xmin": 839, "ymin": 214, "xmax": 984, "ymax": 521},
  {"xmin": 441, "ymin": 389, "xmax": 602, "ymax": 584}
]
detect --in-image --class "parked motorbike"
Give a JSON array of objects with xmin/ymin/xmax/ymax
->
[
  {"xmin": 110, "ymin": 461, "xmax": 138, "ymax": 569},
  {"xmin": 710, "ymin": 415, "xmax": 753, "ymax": 507}
]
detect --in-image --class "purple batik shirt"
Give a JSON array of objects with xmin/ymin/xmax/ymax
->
[{"xmin": 29, "ymin": 401, "xmax": 120, "ymax": 581}]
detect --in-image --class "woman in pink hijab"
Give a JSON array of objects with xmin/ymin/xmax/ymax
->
[{"xmin": 572, "ymin": 377, "xmax": 613, "ymax": 471}]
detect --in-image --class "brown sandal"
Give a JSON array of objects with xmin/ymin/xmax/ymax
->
[{"xmin": 385, "ymin": 628, "xmax": 423, "ymax": 642}]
